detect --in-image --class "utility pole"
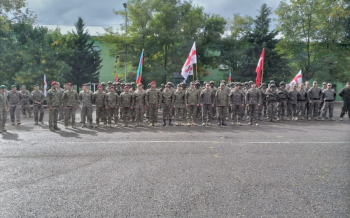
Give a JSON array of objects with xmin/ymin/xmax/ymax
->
[{"xmin": 123, "ymin": 2, "xmax": 127, "ymax": 83}]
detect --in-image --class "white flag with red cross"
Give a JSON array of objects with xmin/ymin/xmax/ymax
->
[
  {"xmin": 181, "ymin": 42, "xmax": 197, "ymax": 81},
  {"xmin": 289, "ymin": 70, "xmax": 302, "ymax": 86},
  {"xmin": 44, "ymin": 74, "xmax": 47, "ymax": 97}
]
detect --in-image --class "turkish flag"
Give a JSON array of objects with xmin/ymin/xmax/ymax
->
[{"xmin": 255, "ymin": 48, "xmax": 265, "ymax": 87}]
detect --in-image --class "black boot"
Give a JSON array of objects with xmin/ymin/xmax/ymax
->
[
  {"xmin": 169, "ymin": 119, "xmax": 173, "ymax": 126},
  {"xmin": 222, "ymin": 120, "xmax": 227, "ymax": 126},
  {"xmin": 162, "ymin": 119, "xmax": 166, "ymax": 126},
  {"xmin": 218, "ymin": 119, "xmax": 222, "ymax": 126}
]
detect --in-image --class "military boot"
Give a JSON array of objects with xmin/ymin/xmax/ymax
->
[
  {"xmin": 187, "ymin": 119, "xmax": 191, "ymax": 126},
  {"xmin": 169, "ymin": 120, "xmax": 173, "ymax": 126},
  {"xmin": 222, "ymin": 121, "xmax": 227, "ymax": 126},
  {"xmin": 34, "ymin": 122, "xmax": 38, "ymax": 125},
  {"xmin": 50, "ymin": 127, "xmax": 55, "ymax": 131},
  {"xmin": 217, "ymin": 120, "xmax": 221, "ymax": 126},
  {"xmin": 72, "ymin": 125, "xmax": 77, "ymax": 129},
  {"xmin": 95, "ymin": 123, "xmax": 100, "ymax": 128},
  {"xmin": 192, "ymin": 119, "xmax": 197, "ymax": 126},
  {"xmin": 162, "ymin": 119, "xmax": 166, "ymax": 126},
  {"xmin": 202, "ymin": 122, "xmax": 206, "ymax": 126},
  {"xmin": 207, "ymin": 122, "xmax": 212, "ymax": 126},
  {"xmin": 54, "ymin": 126, "xmax": 61, "ymax": 131},
  {"xmin": 82, "ymin": 123, "xmax": 86, "ymax": 128}
]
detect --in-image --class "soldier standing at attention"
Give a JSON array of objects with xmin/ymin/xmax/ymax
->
[
  {"xmin": 0, "ymin": 85, "xmax": 9, "ymax": 133},
  {"xmin": 307, "ymin": 81, "xmax": 322, "ymax": 121},
  {"xmin": 265, "ymin": 84, "xmax": 279, "ymax": 122},
  {"xmin": 146, "ymin": 81, "xmax": 161, "ymax": 126},
  {"xmin": 339, "ymin": 82, "xmax": 350, "ymax": 121},
  {"xmin": 20, "ymin": 85, "xmax": 32, "ymax": 118},
  {"xmin": 145, "ymin": 83, "xmax": 151, "ymax": 121},
  {"xmin": 288, "ymin": 84, "xmax": 298, "ymax": 120},
  {"xmin": 47, "ymin": 81, "xmax": 61, "ymax": 131},
  {"xmin": 277, "ymin": 81, "xmax": 289, "ymax": 121},
  {"xmin": 304, "ymin": 81, "xmax": 311, "ymax": 117},
  {"xmin": 57, "ymin": 82, "xmax": 66, "ymax": 122},
  {"xmin": 229, "ymin": 82, "xmax": 245, "ymax": 126},
  {"xmin": 120, "ymin": 85, "xmax": 134, "ymax": 127},
  {"xmin": 181, "ymin": 82, "xmax": 188, "ymax": 118},
  {"xmin": 320, "ymin": 83, "xmax": 336, "ymax": 121},
  {"xmin": 133, "ymin": 84, "xmax": 146, "ymax": 127},
  {"xmin": 107, "ymin": 81, "xmax": 113, "ymax": 92},
  {"xmin": 93, "ymin": 85, "xmax": 106, "ymax": 128},
  {"xmin": 297, "ymin": 83, "xmax": 307, "ymax": 120},
  {"xmin": 79, "ymin": 84, "xmax": 94, "ymax": 128},
  {"xmin": 215, "ymin": 83, "xmax": 229, "ymax": 126},
  {"xmin": 246, "ymin": 82, "xmax": 262, "ymax": 126},
  {"xmin": 185, "ymin": 82, "xmax": 200, "ymax": 126},
  {"xmin": 173, "ymin": 84, "xmax": 185, "ymax": 126},
  {"xmin": 209, "ymin": 81, "xmax": 217, "ymax": 119},
  {"xmin": 31, "ymin": 84, "xmax": 45, "ymax": 125},
  {"xmin": 62, "ymin": 83, "xmax": 79, "ymax": 129},
  {"xmin": 259, "ymin": 83, "xmax": 267, "ymax": 120},
  {"xmin": 7, "ymin": 85, "xmax": 22, "ymax": 125},
  {"xmin": 200, "ymin": 83, "xmax": 214, "ymax": 126},
  {"xmin": 161, "ymin": 85, "xmax": 174, "ymax": 126},
  {"xmin": 105, "ymin": 86, "xmax": 119, "ymax": 127}
]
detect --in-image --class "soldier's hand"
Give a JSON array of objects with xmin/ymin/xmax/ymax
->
[
  {"xmin": 200, "ymin": 104, "xmax": 203, "ymax": 107},
  {"xmin": 131, "ymin": 107, "xmax": 134, "ymax": 109},
  {"xmin": 309, "ymin": 101, "xmax": 312, "ymax": 103},
  {"xmin": 120, "ymin": 107, "xmax": 123, "ymax": 110},
  {"xmin": 319, "ymin": 101, "xmax": 322, "ymax": 103},
  {"xmin": 173, "ymin": 106, "xmax": 175, "ymax": 108},
  {"xmin": 211, "ymin": 104, "xmax": 214, "ymax": 107},
  {"xmin": 230, "ymin": 104, "xmax": 232, "ymax": 107},
  {"xmin": 49, "ymin": 107, "xmax": 53, "ymax": 111},
  {"xmin": 246, "ymin": 104, "xmax": 249, "ymax": 107},
  {"xmin": 241, "ymin": 104, "xmax": 244, "ymax": 107},
  {"xmin": 7, "ymin": 107, "xmax": 9, "ymax": 111},
  {"xmin": 197, "ymin": 104, "xmax": 199, "ymax": 106},
  {"xmin": 106, "ymin": 107, "xmax": 109, "ymax": 109},
  {"xmin": 186, "ymin": 104, "xmax": 188, "ymax": 107},
  {"xmin": 258, "ymin": 104, "xmax": 261, "ymax": 107}
]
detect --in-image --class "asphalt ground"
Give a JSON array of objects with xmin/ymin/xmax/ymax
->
[{"xmin": 0, "ymin": 105, "xmax": 349, "ymax": 217}]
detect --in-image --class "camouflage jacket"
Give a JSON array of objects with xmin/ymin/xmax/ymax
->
[
  {"xmin": 339, "ymin": 88, "xmax": 350, "ymax": 102},
  {"xmin": 297, "ymin": 89, "xmax": 307, "ymax": 101},
  {"xmin": 47, "ymin": 88, "xmax": 61, "ymax": 107},
  {"xmin": 185, "ymin": 88, "xmax": 199, "ymax": 105},
  {"xmin": 229, "ymin": 90, "xmax": 244, "ymax": 105},
  {"xmin": 215, "ymin": 89, "xmax": 229, "ymax": 106},
  {"xmin": 322, "ymin": 89, "xmax": 336, "ymax": 101},
  {"xmin": 289, "ymin": 90, "xmax": 298, "ymax": 104},
  {"xmin": 7, "ymin": 90, "xmax": 22, "ymax": 105},
  {"xmin": 79, "ymin": 90, "xmax": 93, "ymax": 107},
  {"xmin": 307, "ymin": 87, "xmax": 322, "ymax": 100},
  {"xmin": 20, "ymin": 90, "xmax": 31, "ymax": 102},
  {"xmin": 200, "ymin": 89, "xmax": 214, "ymax": 105},
  {"xmin": 173, "ymin": 90, "xmax": 185, "ymax": 108},
  {"xmin": 146, "ymin": 88, "xmax": 161, "ymax": 105},
  {"xmin": 92, "ymin": 91, "xmax": 106, "ymax": 108},
  {"xmin": 277, "ymin": 88, "xmax": 289, "ymax": 100},
  {"xmin": 105, "ymin": 92, "xmax": 119, "ymax": 108},
  {"xmin": 133, "ymin": 90, "xmax": 146, "ymax": 108},
  {"xmin": 162, "ymin": 91, "xmax": 174, "ymax": 106},
  {"xmin": 31, "ymin": 90, "xmax": 44, "ymax": 105},
  {"xmin": 259, "ymin": 88, "xmax": 267, "ymax": 102},
  {"xmin": 120, "ymin": 92, "xmax": 134, "ymax": 107},
  {"xmin": 265, "ymin": 88, "xmax": 279, "ymax": 102},
  {"xmin": 62, "ymin": 90, "xmax": 79, "ymax": 107},
  {"xmin": 0, "ymin": 92, "xmax": 9, "ymax": 109},
  {"xmin": 246, "ymin": 88, "xmax": 262, "ymax": 105}
]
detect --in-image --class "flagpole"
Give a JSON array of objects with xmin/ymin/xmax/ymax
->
[
  {"xmin": 196, "ymin": 63, "xmax": 198, "ymax": 81},
  {"xmin": 261, "ymin": 68, "xmax": 264, "ymax": 86}
]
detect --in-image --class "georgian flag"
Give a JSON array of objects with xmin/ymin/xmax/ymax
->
[
  {"xmin": 44, "ymin": 74, "xmax": 47, "ymax": 97},
  {"xmin": 181, "ymin": 42, "xmax": 197, "ymax": 81},
  {"xmin": 289, "ymin": 70, "xmax": 302, "ymax": 86}
]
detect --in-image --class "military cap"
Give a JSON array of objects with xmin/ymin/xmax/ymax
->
[
  {"xmin": 190, "ymin": 81, "xmax": 195, "ymax": 85},
  {"xmin": 221, "ymin": 80, "xmax": 226, "ymax": 83},
  {"xmin": 161, "ymin": 84, "xmax": 165, "ymax": 87},
  {"xmin": 116, "ymin": 82, "xmax": 121, "ymax": 85},
  {"xmin": 244, "ymin": 82, "xmax": 248, "ymax": 85},
  {"xmin": 235, "ymin": 82, "xmax": 241, "ymax": 86},
  {"xmin": 97, "ymin": 85, "xmax": 102, "ymax": 89},
  {"xmin": 220, "ymin": 83, "xmax": 225, "ymax": 86},
  {"xmin": 280, "ymin": 81, "xmax": 285, "ymax": 85},
  {"xmin": 109, "ymin": 86, "xmax": 114, "ymax": 90},
  {"xmin": 131, "ymin": 82, "xmax": 136, "ymax": 85},
  {"xmin": 195, "ymin": 81, "xmax": 200, "ymax": 85},
  {"xmin": 262, "ymin": 83, "xmax": 267, "ymax": 86},
  {"xmin": 0, "ymin": 85, "xmax": 6, "ymax": 89},
  {"xmin": 11, "ymin": 85, "xmax": 16, "ymax": 88},
  {"xmin": 165, "ymin": 84, "xmax": 170, "ymax": 88},
  {"xmin": 150, "ymin": 81, "xmax": 156, "ymax": 85},
  {"xmin": 108, "ymin": 81, "xmax": 113, "ymax": 84},
  {"xmin": 101, "ymin": 82, "xmax": 106, "ymax": 86},
  {"xmin": 177, "ymin": 84, "xmax": 182, "ymax": 87},
  {"xmin": 126, "ymin": 83, "xmax": 131, "ymax": 86},
  {"xmin": 209, "ymin": 81, "xmax": 215, "ymax": 84},
  {"xmin": 81, "ymin": 84, "xmax": 87, "ymax": 87},
  {"xmin": 313, "ymin": 81, "xmax": 317, "ymax": 84},
  {"xmin": 249, "ymin": 81, "xmax": 253, "ymax": 84},
  {"xmin": 51, "ymin": 81, "xmax": 57, "ymax": 86},
  {"xmin": 270, "ymin": 84, "xmax": 276, "ymax": 87},
  {"xmin": 138, "ymin": 83, "xmax": 144, "ymax": 87},
  {"xmin": 113, "ymin": 82, "xmax": 117, "ymax": 86},
  {"xmin": 66, "ymin": 82, "xmax": 72, "ymax": 86},
  {"xmin": 34, "ymin": 84, "xmax": 39, "ymax": 87},
  {"xmin": 270, "ymin": 80, "xmax": 275, "ymax": 84},
  {"xmin": 121, "ymin": 83, "xmax": 125, "ymax": 86},
  {"xmin": 124, "ymin": 85, "xmax": 129, "ymax": 88},
  {"xmin": 322, "ymin": 82, "xmax": 327, "ymax": 85},
  {"xmin": 327, "ymin": 83, "xmax": 332, "ymax": 86}
]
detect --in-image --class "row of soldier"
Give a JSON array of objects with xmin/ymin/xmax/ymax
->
[{"xmin": 0, "ymin": 79, "xmax": 350, "ymax": 133}]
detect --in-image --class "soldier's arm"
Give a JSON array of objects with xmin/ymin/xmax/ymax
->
[
  {"xmin": 145, "ymin": 91, "xmax": 149, "ymax": 105},
  {"xmin": 197, "ymin": 91, "xmax": 200, "ymax": 105},
  {"xmin": 131, "ymin": 94, "xmax": 134, "ymax": 107},
  {"xmin": 258, "ymin": 91, "xmax": 262, "ymax": 105},
  {"xmin": 339, "ymin": 88, "xmax": 344, "ymax": 97},
  {"xmin": 46, "ymin": 92, "xmax": 51, "ymax": 107}
]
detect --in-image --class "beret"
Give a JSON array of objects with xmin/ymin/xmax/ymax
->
[{"xmin": 51, "ymin": 81, "xmax": 56, "ymax": 86}]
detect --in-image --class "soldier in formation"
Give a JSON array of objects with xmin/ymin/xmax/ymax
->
[
  {"xmin": 200, "ymin": 83, "xmax": 214, "ymax": 126},
  {"xmin": 161, "ymin": 85, "xmax": 174, "ymax": 126},
  {"xmin": 62, "ymin": 83, "xmax": 79, "ymax": 129},
  {"xmin": 146, "ymin": 81, "xmax": 161, "ymax": 126},
  {"xmin": 47, "ymin": 81, "xmax": 61, "ymax": 131},
  {"xmin": 173, "ymin": 84, "xmax": 185, "ymax": 126},
  {"xmin": 8, "ymin": 85, "xmax": 22, "ymax": 125},
  {"xmin": 20, "ymin": 85, "xmax": 32, "ymax": 118},
  {"xmin": 105, "ymin": 86, "xmax": 120, "ymax": 127},
  {"xmin": 92, "ymin": 85, "xmax": 106, "ymax": 128},
  {"xmin": 31, "ymin": 84, "xmax": 45, "ymax": 125},
  {"xmin": 229, "ymin": 82, "xmax": 244, "ymax": 125},
  {"xmin": 120, "ymin": 85, "xmax": 134, "ymax": 127},
  {"xmin": 185, "ymin": 81, "xmax": 200, "ymax": 126},
  {"xmin": 79, "ymin": 84, "xmax": 94, "ymax": 128},
  {"xmin": 133, "ymin": 84, "xmax": 146, "ymax": 127},
  {"xmin": 0, "ymin": 85, "xmax": 9, "ymax": 133}
]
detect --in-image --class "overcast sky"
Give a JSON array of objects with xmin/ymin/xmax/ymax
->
[{"xmin": 27, "ymin": 0, "xmax": 281, "ymax": 34}]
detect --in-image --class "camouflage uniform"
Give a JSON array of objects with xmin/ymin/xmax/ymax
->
[
  {"xmin": 62, "ymin": 90, "xmax": 79, "ymax": 127},
  {"xmin": 215, "ymin": 88, "xmax": 229, "ymax": 124},
  {"xmin": 31, "ymin": 90, "xmax": 45, "ymax": 123},
  {"xmin": 92, "ymin": 91, "xmax": 106, "ymax": 126},
  {"xmin": 20, "ymin": 90, "xmax": 32, "ymax": 117},
  {"xmin": 307, "ymin": 86, "xmax": 322, "ymax": 119},
  {"xmin": 185, "ymin": 88, "xmax": 200, "ymax": 124},
  {"xmin": 105, "ymin": 91, "xmax": 120, "ymax": 125},
  {"xmin": 246, "ymin": 88, "xmax": 262, "ymax": 124},
  {"xmin": 7, "ymin": 90, "xmax": 22, "ymax": 123},
  {"xmin": 146, "ymin": 88, "xmax": 161, "ymax": 125},
  {"xmin": 200, "ymin": 89, "xmax": 214, "ymax": 123},
  {"xmin": 79, "ymin": 90, "xmax": 93, "ymax": 126},
  {"xmin": 229, "ymin": 89, "xmax": 244, "ymax": 122},
  {"xmin": 162, "ymin": 90, "xmax": 174, "ymax": 120},
  {"xmin": 133, "ymin": 89, "xmax": 146, "ymax": 124},
  {"xmin": 265, "ymin": 86, "xmax": 279, "ymax": 121},
  {"xmin": 173, "ymin": 89, "xmax": 185, "ymax": 123},
  {"xmin": 321, "ymin": 88, "xmax": 336, "ymax": 119},
  {"xmin": 297, "ymin": 88, "xmax": 307, "ymax": 119},
  {"xmin": 120, "ymin": 92, "xmax": 134, "ymax": 125},
  {"xmin": 47, "ymin": 88, "xmax": 61, "ymax": 129},
  {"xmin": 0, "ymin": 92, "xmax": 9, "ymax": 132},
  {"xmin": 259, "ymin": 86, "xmax": 267, "ymax": 118},
  {"xmin": 339, "ymin": 87, "xmax": 350, "ymax": 119},
  {"xmin": 277, "ymin": 88, "xmax": 289, "ymax": 119},
  {"xmin": 288, "ymin": 89, "xmax": 298, "ymax": 119},
  {"xmin": 58, "ymin": 88, "xmax": 65, "ymax": 121}
]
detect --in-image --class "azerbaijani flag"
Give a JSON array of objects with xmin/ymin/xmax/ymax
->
[
  {"xmin": 228, "ymin": 71, "xmax": 231, "ymax": 83},
  {"xmin": 136, "ymin": 50, "xmax": 144, "ymax": 85}
]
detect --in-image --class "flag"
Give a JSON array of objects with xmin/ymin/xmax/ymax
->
[
  {"xmin": 255, "ymin": 48, "xmax": 265, "ymax": 87},
  {"xmin": 181, "ymin": 42, "xmax": 197, "ymax": 81},
  {"xmin": 228, "ymin": 71, "xmax": 232, "ymax": 83},
  {"xmin": 136, "ymin": 50, "xmax": 144, "ymax": 85},
  {"xmin": 115, "ymin": 71, "xmax": 118, "ymax": 83},
  {"xmin": 44, "ymin": 74, "xmax": 47, "ymax": 97},
  {"xmin": 289, "ymin": 70, "xmax": 302, "ymax": 86}
]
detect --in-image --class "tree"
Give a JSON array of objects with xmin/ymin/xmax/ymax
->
[{"xmin": 66, "ymin": 17, "xmax": 102, "ymax": 92}]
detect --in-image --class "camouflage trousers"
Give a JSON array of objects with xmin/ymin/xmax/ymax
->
[
  {"xmin": 340, "ymin": 101, "xmax": 350, "ymax": 118},
  {"xmin": 96, "ymin": 107, "xmax": 106, "ymax": 124},
  {"xmin": 216, "ymin": 106, "xmax": 227, "ymax": 121},
  {"xmin": 122, "ymin": 107, "xmax": 132, "ymax": 124},
  {"xmin": 145, "ymin": 107, "xmax": 149, "ymax": 119},
  {"xmin": 9, "ymin": 105, "xmax": 21, "ymax": 123},
  {"xmin": 81, "ymin": 106, "xmax": 93, "ymax": 124},
  {"xmin": 278, "ymin": 100, "xmax": 287, "ymax": 118},
  {"xmin": 248, "ymin": 104, "xmax": 259, "ymax": 123},
  {"xmin": 202, "ymin": 104, "xmax": 212, "ymax": 122},
  {"xmin": 33, "ymin": 104, "xmax": 44, "ymax": 122},
  {"xmin": 65, "ymin": 106, "xmax": 76, "ymax": 126},
  {"xmin": 149, "ymin": 104, "xmax": 158, "ymax": 124},
  {"xmin": 196, "ymin": 105, "xmax": 202, "ymax": 118},
  {"xmin": 175, "ymin": 107, "xmax": 184, "ymax": 121},
  {"xmin": 135, "ymin": 106, "xmax": 145, "ymax": 123},
  {"xmin": 287, "ymin": 101, "xmax": 292, "ymax": 118},
  {"xmin": 267, "ymin": 102, "xmax": 277, "ymax": 120},
  {"xmin": 187, "ymin": 105, "xmax": 197, "ymax": 120},
  {"xmin": 289, "ymin": 103, "xmax": 297, "ymax": 118},
  {"xmin": 297, "ymin": 101, "xmax": 306, "ymax": 117},
  {"xmin": 259, "ymin": 101, "xmax": 267, "ymax": 118},
  {"xmin": 58, "ymin": 106, "xmax": 65, "ymax": 120},
  {"xmin": 49, "ymin": 106, "xmax": 59, "ymax": 128},
  {"xmin": 0, "ymin": 108, "xmax": 7, "ymax": 131},
  {"xmin": 21, "ymin": 101, "xmax": 31, "ymax": 116},
  {"xmin": 231, "ymin": 105, "xmax": 241, "ymax": 122},
  {"xmin": 107, "ymin": 107, "xmax": 118, "ymax": 124},
  {"xmin": 162, "ymin": 104, "xmax": 171, "ymax": 120},
  {"xmin": 321, "ymin": 101, "xmax": 334, "ymax": 118},
  {"xmin": 308, "ymin": 100, "xmax": 321, "ymax": 118}
]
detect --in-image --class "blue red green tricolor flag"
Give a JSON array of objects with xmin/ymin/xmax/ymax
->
[
  {"xmin": 228, "ymin": 71, "xmax": 231, "ymax": 83},
  {"xmin": 136, "ymin": 50, "xmax": 144, "ymax": 85}
]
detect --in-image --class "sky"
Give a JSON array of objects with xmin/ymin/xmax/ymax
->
[{"xmin": 26, "ymin": 0, "xmax": 281, "ymax": 35}]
